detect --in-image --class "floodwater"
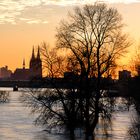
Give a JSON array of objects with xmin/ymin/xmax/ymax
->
[{"xmin": 0, "ymin": 88, "xmax": 137, "ymax": 140}]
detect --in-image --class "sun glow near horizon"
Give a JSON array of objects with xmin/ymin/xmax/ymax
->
[{"xmin": 0, "ymin": 0, "xmax": 139, "ymax": 71}]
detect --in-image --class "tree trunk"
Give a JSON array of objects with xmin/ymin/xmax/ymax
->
[
  {"xmin": 91, "ymin": 93, "xmax": 100, "ymax": 132},
  {"xmin": 89, "ymin": 46, "xmax": 101, "ymax": 135},
  {"xmin": 85, "ymin": 131, "xmax": 95, "ymax": 140},
  {"xmin": 84, "ymin": 75, "xmax": 91, "ymax": 138},
  {"xmin": 69, "ymin": 128, "xmax": 75, "ymax": 140}
]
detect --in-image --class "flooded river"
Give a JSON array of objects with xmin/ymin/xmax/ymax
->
[{"xmin": 0, "ymin": 88, "xmax": 137, "ymax": 140}]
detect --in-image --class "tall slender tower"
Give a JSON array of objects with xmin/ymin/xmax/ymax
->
[
  {"xmin": 36, "ymin": 46, "xmax": 42, "ymax": 77},
  {"xmin": 37, "ymin": 46, "xmax": 41, "ymax": 60},
  {"xmin": 29, "ymin": 46, "xmax": 42, "ymax": 78},
  {"xmin": 30, "ymin": 46, "xmax": 36, "ymax": 69}
]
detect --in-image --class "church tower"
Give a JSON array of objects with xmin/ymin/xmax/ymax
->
[
  {"xmin": 30, "ymin": 46, "xmax": 36, "ymax": 69},
  {"xmin": 29, "ymin": 46, "xmax": 42, "ymax": 79},
  {"xmin": 35, "ymin": 46, "xmax": 42, "ymax": 77}
]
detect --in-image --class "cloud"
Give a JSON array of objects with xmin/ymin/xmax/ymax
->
[
  {"xmin": 26, "ymin": 19, "xmax": 48, "ymax": 24},
  {"xmin": 43, "ymin": 0, "xmax": 140, "ymax": 5},
  {"xmin": 0, "ymin": 0, "xmax": 139, "ymax": 25},
  {"xmin": 102, "ymin": 0, "xmax": 140, "ymax": 4},
  {"xmin": 0, "ymin": 0, "xmax": 50, "ymax": 24},
  {"xmin": 26, "ymin": 20, "xmax": 41, "ymax": 24}
]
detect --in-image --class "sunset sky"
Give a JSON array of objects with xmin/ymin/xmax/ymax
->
[{"xmin": 0, "ymin": 0, "xmax": 140, "ymax": 71}]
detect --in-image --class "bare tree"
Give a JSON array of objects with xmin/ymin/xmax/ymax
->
[
  {"xmin": 21, "ymin": 43, "xmax": 83, "ymax": 138},
  {"xmin": 21, "ymin": 87, "xmax": 82, "ymax": 137},
  {"xmin": 21, "ymin": 3, "xmax": 130, "ymax": 140},
  {"xmin": 40, "ymin": 42, "xmax": 65, "ymax": 78},
  {"xmin": 127, "ymin": 44, "xmax": 140, "ymax": 139},
  {"xmin": 130, "ymin": 44, "xmax": 140, "ymax": 76},
  {"xmin": 56, "ymin": 3, "xmax": 130, "ymax": 138}
]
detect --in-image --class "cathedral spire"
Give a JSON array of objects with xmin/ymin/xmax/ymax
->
[
  {"xmin": 31, "ymin": 46, "xmax": 35, "ymax": 60},
  {"xmin": 29, "ymin": 46, "xmax": 42, "ymax": 78},
  {"xmin": 23, "ymin": 59, "xmax": 25, "ymax": 69},
  {"xmin": 37, "ymin": 46, "xmax": 41, "ymax": 60}
]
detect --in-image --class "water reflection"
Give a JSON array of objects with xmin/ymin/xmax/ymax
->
[
  {"xmin": 127, "ymin": 109, "xmax": 140, "ymax": 140},
  {"xmin": 0, "ymin": 89, "xmax": 137, "ymax": 140}
]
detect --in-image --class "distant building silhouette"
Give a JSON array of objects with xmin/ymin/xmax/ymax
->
[
  {"xmin": 11, "ymin": 47, "xmax": 42, "ymax": 80},
  {"xmin": 30, "ymin": 46, "xmax": 42, "ymax": 78},
  {"xmin": 64, "ymin": 72, "xmax": 79, "ymax": 80},
  {"xmin": 0, "ymin": 66, "xmax": 12, "ymax": 79},
  {"xmin": 119, "ymin": 70, "xmax": 131, "ymax": 81}
]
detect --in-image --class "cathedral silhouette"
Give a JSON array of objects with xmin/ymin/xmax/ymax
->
[{"xmin": 11, "ymin": 47, "xmax": 42, "ymax": 80}]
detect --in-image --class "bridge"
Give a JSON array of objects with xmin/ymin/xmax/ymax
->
[
  {"xmin": 0, "ymin": 78, "xmax": 81, "ymax": 88},
  {"xmin": 0, "ymin": 79, "xmax": 126, "ymax": 97},
  {"xmin": 0, "ymin": 78, "xmax": 117, "ymax": 88},
  {"xmin": 0, "ymin": 80, "xmax": 33, "ymax": 88}
]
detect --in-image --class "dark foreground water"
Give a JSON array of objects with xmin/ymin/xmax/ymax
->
[{"xmin": 0, "ymin": 88, "xmax": 137, "ymax": 140}]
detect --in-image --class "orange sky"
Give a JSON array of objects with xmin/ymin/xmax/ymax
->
[{"xmin": 0, "ymin": 0, "xmax": 140, "ymax": 71}]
